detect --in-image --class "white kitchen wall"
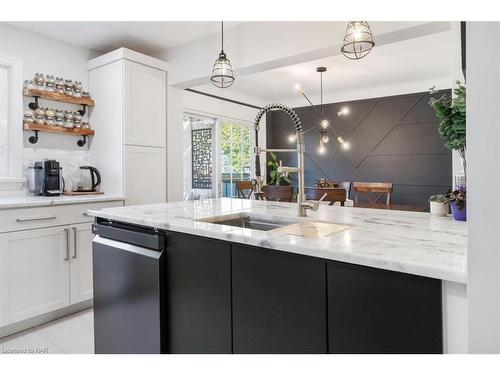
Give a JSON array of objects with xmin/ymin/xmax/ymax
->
[{"xmin": 0, "ymin": 22, "xmax": 99, "ymax": 186}]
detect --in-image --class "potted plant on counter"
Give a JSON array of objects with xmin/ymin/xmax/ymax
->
[
  {"xmin": 429, "ymin": 194, "xmax": 449, "ymax": 216},
  {"xmin": 445, "ymin": 186, "xmax": 466, "ymax": 221}
]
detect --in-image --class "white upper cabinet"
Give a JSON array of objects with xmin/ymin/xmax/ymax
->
[
  {"xmin": 88, "ymin": 48, "xmax": 168, "ymax": 203},
  {"xmin": 124, "ymin": 60, "xmax": 166, "ymax": 147}
]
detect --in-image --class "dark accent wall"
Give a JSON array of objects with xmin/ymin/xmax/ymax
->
[{"xmin": 266, "ymin": 90, "xmax": 452, "ymax": 208}]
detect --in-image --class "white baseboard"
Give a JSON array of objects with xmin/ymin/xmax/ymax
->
[{"xmin": 0, "ymin": 299, "xmax": 93, "ymax": 339}]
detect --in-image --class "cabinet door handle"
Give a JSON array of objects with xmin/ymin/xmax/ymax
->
[
  {"xmin": 16, "ymin": 215, "xmax": 57, "ymax": 222},
  {"xmin": 72, "ymin": 227, "xmax": 78, "ymax": 259},
  {"xmin": 64, "ymin": 228, "xmax": 70, "ymax": 261}
]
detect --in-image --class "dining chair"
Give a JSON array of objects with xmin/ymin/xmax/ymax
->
[
  {"xmin": 305, "ymin": 187, "xmax": 347, "ymax": 206},
  {"xmin": 331, "ymin": 181, "xmax": 351, "ymax": 199},
  {"xmin": 261, "ymin": 185, "xmax": 294, "ymax": 202},
  {"xmin": 353, "ymin": 182, "xmax": 393, "ymax": 209},
  {"xmin": 235, "ymin": 180, "xmax": 255, "ymax": 199},
  {"xmin": 314, "ymin": 179, "xmax": 351, "ymax": 199}
]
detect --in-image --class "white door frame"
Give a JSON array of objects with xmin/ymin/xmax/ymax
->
[{"xmin": 0, "ymin": 53, "xmax": 23, "ymax": 188}]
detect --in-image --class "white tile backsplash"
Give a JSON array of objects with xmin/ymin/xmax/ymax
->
[{"xmin": 23, "ymin": 147, "xmax": 90, "ymax": 192}]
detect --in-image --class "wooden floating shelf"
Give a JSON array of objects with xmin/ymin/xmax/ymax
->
[
  {"xmin": 23, "ymin": 89, "xmax": 95, "ymax": 106},
  {"xmin": 23, "ymin": 123, "xmax": 95, "ymax": 136}
]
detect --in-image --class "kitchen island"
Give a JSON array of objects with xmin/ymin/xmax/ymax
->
[{"xmin": 88, "ymin": 198, "xmax": 467, "ymax": 354}]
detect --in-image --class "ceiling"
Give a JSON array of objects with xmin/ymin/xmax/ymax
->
[
  {"xmin": 194, "ymin": 30, "xmax": 452, "ymax": 103},
  {"xmin": 6, "ymin": 21, "xmax": 242, "ymax": 54}
]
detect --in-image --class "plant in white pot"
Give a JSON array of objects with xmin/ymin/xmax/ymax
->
[{"xmin": 429, "ymin": 194, "xmax": 449, "ymax": 216}]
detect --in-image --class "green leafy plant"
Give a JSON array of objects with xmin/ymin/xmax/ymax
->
[
  {"xmin": 445, "ymin": 186, "xmax": 466, "ymax": 211},
  {"xmin": 267, "ymin": 152, "xmax": 291, "ymax": 186},
  {"xmin": 429, "ymin": 194, "xmax": 447, "ymax": 203},
  {"xmin": 429, "ymin": 82, "xmax": 466, "ymax": 173}
]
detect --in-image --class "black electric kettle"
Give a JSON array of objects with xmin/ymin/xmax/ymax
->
[{"xmin": 76, "ymin": 166, "xmax": 101, "ymax": 192}]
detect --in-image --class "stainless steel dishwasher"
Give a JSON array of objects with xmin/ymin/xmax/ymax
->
[{"xmin": 92, "ymin": 219, "xmax": 166, "ymax": 354}]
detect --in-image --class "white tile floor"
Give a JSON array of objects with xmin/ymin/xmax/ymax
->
[{"xmin": 0, "ymin": 309, "xmax": 94, "ymax": 354}]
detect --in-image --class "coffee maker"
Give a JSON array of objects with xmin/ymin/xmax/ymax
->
[{"xmin": 28, "ymin": 160, "xmax": 63, "ymax": 196}]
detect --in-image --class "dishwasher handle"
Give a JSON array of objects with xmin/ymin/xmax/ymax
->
[{"xmin": 92, "ymin": 223, "xmax": 164, "ymax": 250}]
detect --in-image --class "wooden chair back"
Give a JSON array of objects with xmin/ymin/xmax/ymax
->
[
  {"xmin": 235, "ymin": 180, "xmax": 255, "ymax": 199},
  {"xmin": 261, "ymin": 185, "xmax": 294, "ymax": 202},
  {"xmin": 353, "ymin": 182, "xmax": 393, "ymax": 209},
  {"xmin": 332, "ymin": 181, "xmax": 351, "ymax": 199},
  {"xmin": 314, "ymin": 179, "xmax": 351, "ymax": 199},
  {"xmin": 305, "ymin": 188, "xmax": 347, "ymax": 206}
]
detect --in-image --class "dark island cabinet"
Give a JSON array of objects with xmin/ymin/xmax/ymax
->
[
  {"xmin": 327, "ymin": 261, "xmax": 443, "ymax": 354},
  {"xmin": 163, "ymin": 231, "xmax": 443, "ymax": 354},
  {"xmin": 164, "ymin": 232, "xmax": 232, "ymax": 353},
  {"xmin": 231, "ymin": 244, "xmax": 328, "ymax": 353}
]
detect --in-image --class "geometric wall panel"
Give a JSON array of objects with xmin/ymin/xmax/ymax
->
[{"xmin": 266, "ymin": 90, "xmax": 452, "ymax": 209}]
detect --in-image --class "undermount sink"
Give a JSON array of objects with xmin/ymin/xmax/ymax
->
[
  {"xmin": 199, "ymin": 213, "xmax": 298, "ymax": 231},
  {"xmin": 198, "ymin": 213, "xmax": 352, "ymax": 238}
]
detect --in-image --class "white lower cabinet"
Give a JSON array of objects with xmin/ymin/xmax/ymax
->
[
  {"xmin": 0, "ymin": 222, "xmax": 94, "ymax": 327},
  {"xmin": 0, "ymin": 226, "xmax": 71, "ymax": 326},
  {"xmin": 70, "ymin": 223, "xmax": 94, "ymax": 304}
]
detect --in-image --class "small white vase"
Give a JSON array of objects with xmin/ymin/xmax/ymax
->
[{"xmin": 430, "ymin": 201, "xmax": 449, "ymax": 216}]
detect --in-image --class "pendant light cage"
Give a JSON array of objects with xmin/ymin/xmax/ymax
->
[
  {"xmin": 211, "ymin": 21, "xmax": 235, "ymax": 88},
  {"xmin": 211, "ymin": 51, "xmax": 235, "ymax": 88},
  {"xmin": 341, "ymin": 21, "xmax": 375, "ymax": 60}
]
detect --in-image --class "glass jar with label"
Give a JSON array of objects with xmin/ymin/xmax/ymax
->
[
  {"xmin": 55, "ymin": 77, "xmax": 65, "ymax": 94},
  {"xmin": 33, "ymin": 73, "xmax": 45, "ymax": 89},
  {"xmin": 64, "ymin": 79, "xmax": 74, "ymax": 96}
]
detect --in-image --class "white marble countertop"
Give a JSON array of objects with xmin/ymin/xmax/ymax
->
[
  {"xmin": 0, "ymin": 194, "xmax": 125, "ymax": 209},
  {"xmin": 87, "ymin": 198, "xmax": 467, "ymax": 283}
]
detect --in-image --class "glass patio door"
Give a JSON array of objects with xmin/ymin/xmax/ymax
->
[
  {"xmin": 219, "ymin": 121, "xmax": 253, "ymax": 198},
  {"xmin": 183, "ymin": 113, "xmax": 217, "ymax": 200}
]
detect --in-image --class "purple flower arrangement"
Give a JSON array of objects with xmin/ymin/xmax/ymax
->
[{"xmin": 446, "ymin": 186, "xmax": 466, "ymax": 221}]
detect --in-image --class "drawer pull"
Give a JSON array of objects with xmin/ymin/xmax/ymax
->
[
  {"xmin": 64, "ymin": 228, "xmax": 70, "ymax": 261},
  {"xmin": 72, "ymin": 226, "xmax": 78, "ymax": 259},
  {"xmin": 16, "ymin": 215, "xmax": 57, "ymax": 222}
]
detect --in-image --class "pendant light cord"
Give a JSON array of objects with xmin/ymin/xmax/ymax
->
[
  {"xmin": 320, "ymin": 71, "xmax": 323, "ymax": 117},
  {"xmin": 221, "ymin": 21, "xmax": 224, "ymax": 52}
]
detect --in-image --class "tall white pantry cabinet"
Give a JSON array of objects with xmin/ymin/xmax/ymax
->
[{"xmin": 87, "ymin": 48, "xmax": 168, "ymax": 205}]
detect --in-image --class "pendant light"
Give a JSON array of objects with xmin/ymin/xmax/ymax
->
[
  {"xmin": 211, "ymin": 21, "xmax": 235, "ymax": 88},
  {"xmin": 293, "ymin": 67, "xmax": 351, "ymax": 154},
  {"xmin": 317, "ymin": 67, "xmax": 330, "ymax": 147},
  {"xmin": 341, "ymin": 21, "xmax": 375, "ymax": 60}
]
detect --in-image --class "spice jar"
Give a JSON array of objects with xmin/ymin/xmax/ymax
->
[
  {"xmin": 44, "ymin": 108, "xmax": 55, "ymax": 126},
  {"xmin": 55, "ymin": 77, "xmax": 65, "ymax": 94},
  {"xmin": 33, "ymin": 73, "xmax": 45, "ymax": 89},
  {"xmin": 73, "ymin": 111, "xmax": 83, "ymax": 128},
  {"xmin": 63, "ymin": 110, "xmax": 74, "ymax": 128},
  {"xmin": 64, "ymin": 79, "xmax": 74, "ymax": 96},
  {"xmin": 45, "ymin": 75, "xmax": 56, "ymax": 92},
  {"xmin": 34, "ymin": 107, "xmax": 45, "ymax": 125},
  {"xmin": 82, "ymin": 90, "xmax": 90, "ymax": 98},
  {"xmin": 23, "ymin": 110, "xmax": 35, "ymax": 124},
  {"xmin": 54, "ymin": 109, "xmax": 64, "ymax": 127},
  {"xmin": 81, "ymin": 121, "xmax": 90, "ymax": 130},
  {"xmin": 74, "ymin": 81, "xmax": 83, "ymax": 97}
]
